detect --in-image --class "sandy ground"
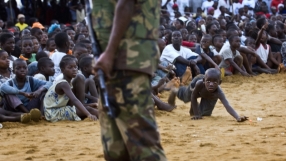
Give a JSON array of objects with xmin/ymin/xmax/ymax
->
[{"xmin": 1, "ymin": 74, "xmax": 286, "ymax": 161}]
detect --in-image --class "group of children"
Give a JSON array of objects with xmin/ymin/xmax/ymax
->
[
  {"xmin": 151, "ymin": 10, "xmax": 286, "ymax": 122},
  {"xmin": 1, "ymin": 10, "xmax": 286, "ymax": 124},
  {"xmin": 0, "ymin": 20, "xmax": 98, "ymax": 124}
]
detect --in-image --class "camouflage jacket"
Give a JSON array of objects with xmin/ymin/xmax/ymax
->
[{"xmin": 92, "ymin": 0, "xmax": 160, "ymax": 76}]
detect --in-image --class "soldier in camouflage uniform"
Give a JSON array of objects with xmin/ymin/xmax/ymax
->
[{"xmin": 93, "ymin": 0, "xmax": 167, "ymax": 160}]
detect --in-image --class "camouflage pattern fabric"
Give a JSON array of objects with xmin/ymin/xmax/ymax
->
[
  {"xmin": 98, "ymin": 71, "xmax": 167, "ymax": 161},
  {"xmin": 92, "ymin": 0, "xmax": 160, "ymax": 76}
]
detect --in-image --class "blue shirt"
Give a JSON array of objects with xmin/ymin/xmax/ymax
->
[{"xmin": 0, "ymin": 76, "xmax": 52, "ymax": 107}]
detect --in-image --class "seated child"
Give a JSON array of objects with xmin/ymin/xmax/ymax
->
[
  {"xmin": 219, "ymin": 35, "xmax": 250, "ymax": 76},
  {"xmin": 72, "ymin": 43, "xmax": 89, "ymax": 60},
  {"xmin": 50, "ymin": 32, "xmax": 70, "ymax": 79},
  {"xmin": 19, "ymin": 36, "xmax": 36, "ymax": 64},
  {"xmin": 0, "ymin": 59, "xmax": 52, "ymax": 113},
  {"xmin": 210, "ymin": 34, "xmax": 223, "ymax": 64},
  {"xmin": 31, "ymin": 36, "xmax": 40, "ymax": 54},
  {"xmin": 0, "ymin": 33, "xmax": 17, "ymax": 69},
  {"xmin": 54, "ymin": 55, "xmax": 96, "ymax": 107},
  {"xmin": 255, "ymin": 22, "xmax": 282, "ymax": 70},
  {"xmin": 27, "ymin": 51, "xmax": 49, "ymax": 76},
  {"xmin": 195, "ymin": 34, "xmax": 220, "ymax": 74},
  {"xmin": 0, "ymin": 108, "xmax": 41, "ymax": 123},
  {"xmin": 46, "ymin": 38, "xmax": 56, "ymax": 56},
  {"xmin": 44, "ymin": 56, "xmax": 98, "ymax": 122},
  {"xmin": 74, "ymin": 34, "xmax": 85, "ymax": 44},
  {"xmin": 79, "ymin": 56, "xmax": 98, "ymax": 103},
  {"xmin": 34, "ymin": 57, "xmax": 55, "ymax": 81},
  {"xmin": 160, "ymin": 31, "xmax": 201, "ymax": 78},
  {"xmin": 168, "ymin": 68, "xmax": 248, "ymax": 122},
  {"xmin": 79, "ymin": 39, "xmax": 92, "ymax": 56},
  {"xmin": 0, "ymin": 50, "xmax": 14, "ymax": 84},
  {"xmin": 245, "ymin": 37, "xmax": 276, "ymax": 74}
]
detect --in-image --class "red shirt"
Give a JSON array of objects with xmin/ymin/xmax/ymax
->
[{"xmin": 182, "ymin": 41, "xmax": 195, "ymax": 47}]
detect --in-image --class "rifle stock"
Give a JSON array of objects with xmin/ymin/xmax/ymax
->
[{"xmin": 85, "ymin": 0, "xmax": 115, "ymax": 119}]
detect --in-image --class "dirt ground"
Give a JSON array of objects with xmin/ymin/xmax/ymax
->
[{"xmin": 1, "ymin": 74, "xmax": 286, "ymax": 161}]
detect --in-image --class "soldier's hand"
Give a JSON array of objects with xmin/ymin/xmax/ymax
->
[{"xmin": 94, "ymin": 52, "xmax": 114, "ymax": 79}]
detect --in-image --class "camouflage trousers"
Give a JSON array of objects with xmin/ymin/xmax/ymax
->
[{"xmin": 98, "ymin": 70, "xmax": 167, "ymax": 161}]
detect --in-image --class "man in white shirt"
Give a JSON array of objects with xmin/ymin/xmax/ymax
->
[{"xmin": 160, "ymin": 31, "xmax": 202, "ymax": 77}]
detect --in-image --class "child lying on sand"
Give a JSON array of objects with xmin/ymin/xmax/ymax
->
[{"xmin": 168, "ymin": 68, "xmax": 248, "ymax": 122}]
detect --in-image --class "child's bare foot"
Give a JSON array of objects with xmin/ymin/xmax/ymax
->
[
  {"xmin": 165, "ymin": 77, "xmax": 180, "ymax": 90},
  {"xmin": 152, "ymin": 94, "xmax": 176, "ymax": 112},
  {"xmin": 21, "ymin": 113, "xmax": 31, "ymax": 123},
  {"xmin": 181, "ymin": 67, "xmax": 192, "ymax": 85},
  {"xmin": 167, "ymin": 88, "xmax": 178, "ymax": 106},
  {"xmin": 30, "ymin": 109, "xmax": 41, "ymax": 122}
]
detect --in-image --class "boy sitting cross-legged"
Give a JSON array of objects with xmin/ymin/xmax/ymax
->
[{"xmin": 0, "ymin": 59, "xmax": 52, "ymax": 116}]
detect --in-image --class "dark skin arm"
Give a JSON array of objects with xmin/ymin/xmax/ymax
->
[
  {"xmin": 162, "ymin": 0, "xmax": 171, "ymax": 9},
  {"xmin": 55, "ymin": 82, "xmax": 97, "ymax": 120},
  {"xmin": 269, "ymin": 37, "xmax": 282, "ymax": 45},
  {"xmin": 175, "ymin": 56, "xmax": 201, "ymax": 75},
  {"xmin": 256, "ymin": 22, "xmax": 268, "ymax": 48},
  {"xmin": 238, "ymin": 47, "xmax": 256, "ymax": 56},
  {"xmin": 94, "ymin": 0, "xmax": 135, "ymax": 79},
  {"xmin": 218, "ymin": 91, "xmax": 248, "ymax": 122},
  {"xmin": 31, "ymin": 86, "xmax": 47, "ymax": 98},
  {"xmin": 190, "ymin": 81, "xmax": 204, "ymax": 119},
  {"xmin": 19, "ymin": 91, "xmax": 33, "ymax": 98},
  {"xmin": 199, "ymin": 52, "xmax": 219, "ymax": 70},
  {"xmin": 242, "ymin": 46, "xmax": 270, "ymax": 69},
  {"xmin": 225, "ymin": 58, "xmax": 249, "ymax": 76}
]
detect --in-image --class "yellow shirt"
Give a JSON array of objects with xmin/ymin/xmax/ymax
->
[{"xmin": 15, "ymin": 23, "xmax": 28, "ymax": 31}]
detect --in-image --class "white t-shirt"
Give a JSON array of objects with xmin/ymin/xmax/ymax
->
[
  {"xmin": 230, "ymin": 2, "xmax": 243, "ymax": 15},
  {"xmin": 34, "ymin": 73, "xmax": 46, "ymax": 81},
  {"xmin": 160, "ymin": 44, "xmax": 198, "ymax": 64},
  {"xmin": 242, "ymin": 0, "xmax": 255, "ymax": 9},
  {"xmin": 161, "ymin": 0, "xmax": 175, "ymax": 20},
  {"xmin": 218, "ymin": 0, "xmax": 230, "ymax": 9},
  {"xmin": 219, "ymin": 48, "xmax": 241, "ymax": 69},
  {"xmin": 202, "ymin": 1, "xmax": 214, "ymax": 15},
  {"xmin": 50, "ymin": 50, "xmax": 66, "ymax": 79},
  {"xmin": 256, "ymin": 44, "xmax": 269, "ymax": 63}
]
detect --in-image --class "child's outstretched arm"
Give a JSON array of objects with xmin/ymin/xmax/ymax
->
[
  {"xmin": 255, "ymin": 22, "xmax": 268, "ymax": 48},
  {"xmin": 58, "ymin": 82, "xmax": 97, "ymax": 120},
  {"xmin": 190, "ymin": 81, "xmax": 204, "ymax": 119},
  {"xmin": 218, "ymin": 91, "xmax": 248, "ymax": 122}
]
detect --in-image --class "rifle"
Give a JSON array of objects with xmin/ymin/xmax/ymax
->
[{"xmin": 85, "ymin": 0, "xmax": 116, "ymax": 119}]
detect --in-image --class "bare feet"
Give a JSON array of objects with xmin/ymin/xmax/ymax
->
[
  {"xmin": 181, "ymin": 67, "xmax": 192, "ymax": 85},
  {"xmin": 167, "ymin": 88, "xmax": 178, "ymax": 107},
  {"xmin": 165, "ymin": 77, "xmax": 180, "ymax": 90},
  {"xmin": 152, "ymin": 94, "xmax": 176, "ymax": 112}
]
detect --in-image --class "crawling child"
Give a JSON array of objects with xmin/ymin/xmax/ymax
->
[{"xmin": 168, "ymin": 68, "xmax": 247, "ymax": 122}]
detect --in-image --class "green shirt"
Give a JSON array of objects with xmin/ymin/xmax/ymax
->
[
  {"xmin": 92, "ymin": 0, "xmax": 160, "ymax": 76},
  {"xmin": 19, "ymin": 53, "xmax": 36, "ymax": 64}
]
